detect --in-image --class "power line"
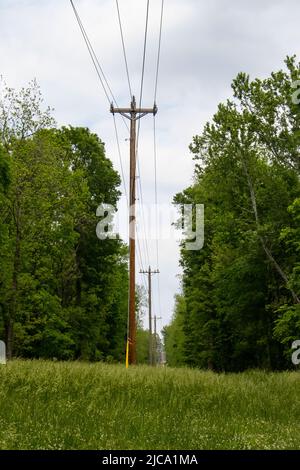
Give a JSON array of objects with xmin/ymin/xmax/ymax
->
[
  {"xmin": 70, "ymin": 0, "xmax": 130, "ymax": 132},
  {"xmin": 153, "ymin": 114, "xmax": 159, "ymax": 268},
  {"xmin": 137, "ymin": 232, "xmax": 146, "ymax": 274},
  {"xmin": 136, "ymin": 181, "xmax": 150, "ymax": 264},
  {"xmin": 136, "ymin": 0, "xmax": 150, "ymax": 150},
  {"xmin": 154, "ymin": 0, "xmax": 165, "ymax": 103},
  {"xmin": 153, "ymin": 1, "xmax": 165, "ymax": 318},
  {"xmin": 71, "ymin": 0, "xmax": 163, "ymax": 340},
  {"xmin": 70, "ymin": 0, "xmax": 111, "ymax": 105},
  {"xmin": 153, "ymin": 115, "xmax": 162, "ymax": 318},
  {"xmin": 70, "ymin": 0, "xmax": 134, "ymax": 357},
  {"xmin": 70, "ymin": 0, "xmax": 131, "ymax": 203},
  {"xmin": 153, "ymin": 116, "xmax": 159, "ymax": 240},
  {"xmin": 138, "ymin": 0, "xmax": 150, "ymax": 108},
  {"xmin": 135, "ymin": 0, "xmax": 151, "ymax": 270},
  {"xmin": 111, "ymin": 126, "xmax": 148, "ymax": 300},
  {"xmin": 112, "ymin": 114, "xmax": 128, "ymax": 206},
  {"xmin": 115, "ymin": 0, "xmax": 132, "ymax": 100},
  {"xmin": 115, "ymin": 0, "xmax": 154, "ymax": 277},
  {"xmin": 135, "ymin": 0, "xmax": 165, "ymax": 315},
  {"xmin": 70, "ymin": 0, "xmax": 141, "ymax": 299}
]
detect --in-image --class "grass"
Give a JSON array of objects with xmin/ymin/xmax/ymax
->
[{"xmin": 0, "ymin": 360, "xmax": 299, "ymax": 449}]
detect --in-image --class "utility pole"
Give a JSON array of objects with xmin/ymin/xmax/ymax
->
[
  {"xmin": 154, "ymin": 315, "xmax": 162, "ymax": 366},
  {"xmin": 140, "ymin": 266, "xmax": 159, "ymax": 365},
  {"xmin": 111, "ymin": 97, "xmax": 157, "ymax": 366}
]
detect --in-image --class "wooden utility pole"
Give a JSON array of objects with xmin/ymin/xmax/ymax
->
[
  {"xmin": 140, "ymin": 266, "xmax": 159, "ymax": 365},
  {"xmin": 154, "ymin": 315, "xmax": 162, "ymax": 366},
  {"xmin": 111, "ymin": 97, "xmax": 157, "ymax": 365}
]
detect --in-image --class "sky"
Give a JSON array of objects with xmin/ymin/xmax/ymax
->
[{"xmin": 1, "ymin": 0, "xmax": 300, "ymax": 333}]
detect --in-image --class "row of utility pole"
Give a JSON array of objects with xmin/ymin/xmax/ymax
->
[
  {"xmin": 140, "ymin": 266, "xmax": 159, "ymax": 366},
  {"xmin": 111, "ymin": 96, "xmax": 159, "ymax": 366},
  {"xmin": 140, "ymin": 267, "xmax": 161, "ymax": 366}
]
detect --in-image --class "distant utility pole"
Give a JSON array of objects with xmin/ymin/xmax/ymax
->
[
  {"xmin": 111, "ymin": 97, "xmax": 157, "ymax": 366},
  {"xmin": 154, "ymin": 315, "xmax": 162, "ymax": 366},
  {"xmin": 140, "ymin": 266, "xmax": 159, "ymax": 365}
]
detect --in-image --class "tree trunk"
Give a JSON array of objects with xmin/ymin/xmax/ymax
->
[
  {"xmin": 6, "ymin": 199, "xmax": 21, "ymax": 359},
  {"xmin": 5, "ymin": 318, "xmax": 14, "ymax": 360},
  {"xmin": 240, "ymin": 152, "xmax": 300, "ymax": 304}
]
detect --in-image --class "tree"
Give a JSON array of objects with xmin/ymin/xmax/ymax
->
[
  {"xmin": 0, "ymin": 78, "xmax": 54, "ymax": 149},
  {"xmin": 0, "ymin": 145, "xmax": 10, "ymax": 192},
  {"xmin": 0, "ymin": 144, "xmax": 10, "ymax": 339},
  {"xmin": 274, "ymin": 198, "xmax": 300, "ymax": 358},
  {"xmin": 136, "ymin": 284, "xmax": 149, "ymax": 365},
  {"xmin": 171, "ymin": 57, "xmax": 300, "ymax": 371},
  {"xmin": 163, "ymin": 294, "xmax": 187, "ymax": 367},
  {"xmin": 0, "ymin": 81, "xmax": 129, "ymax": 361},
  {"xmin": 0, "ymin": 80, "xmax": 55, "ymax": 358}
]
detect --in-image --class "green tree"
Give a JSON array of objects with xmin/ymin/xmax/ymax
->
[
  {"xmin": 172, "ymin": 57, "xmax": 300, "ymax": 371},
  {"xmin": 0, "ymin": 80, "xmax": 55, "ymax": 358},
  {"xmin": 0, "ymin": 82, "xmax": 129, "ymax": 361},
  {"xmin": 163, "ymin": 294, "xmax": 186, "ymax": 367}
]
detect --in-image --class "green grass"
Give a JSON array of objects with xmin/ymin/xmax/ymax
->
[{"xmin": 0, "ymin": 360, "xmax": 299, "ymax": 449}]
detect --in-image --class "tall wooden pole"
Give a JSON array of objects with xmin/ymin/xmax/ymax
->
[
  {"xmin": 128, "ymin": 104, "xmax": 137, "ymax": 365},
  {"xmin": 111, "ymin": 97, "xmax": 157, "ymax": 365},
  {"xmin": 140, "ymin": 267, "xmax": 159, "ymax": 365}
]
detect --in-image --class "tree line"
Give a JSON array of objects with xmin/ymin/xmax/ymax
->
[
  {"xmin": 164, "ymin": 57, "xmax": 300, "ymax": 371},
  {"xmin": 0, "ymin": 81, "xmax": 130, "ymax": 361}
]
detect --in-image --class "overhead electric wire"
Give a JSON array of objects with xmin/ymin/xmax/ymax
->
[
  {"xmin": 71, "ymin": 0, "xmax": 133, "ymax": 340},
  {"xmin": 136, "ymin": 0, "xmax": 150, "ymax": 151},
  {"xmin": 115, "ymin": 0, "xmax": 152, "ymax": 277},
  {"xmin": 70, "ymin": 1, "xmax": 138, "ymax": 273},
  {"xmin": 137, "ymin": 233, "xmax": 146, "ymax": 274},
  {"xmin": 153, "ymin": 115, "xmax": 162, "ymax": 318},
  {"xmin": 70, "ymin": 0, "xmax": 111, "ymax": 104},
  {"xmin": 153, "ymin": 115, "xmax": 159, "ymax": 264},
  {"xmin": 112, "ymin": 114, "xmax": 128, "ymax": 206},
  {"xmin": 70, "ymin": 0, "xmax": 129, "ymax": 132},
  {"xmin": 70, "ymin": 0, "xmax": 162, "ymax": 317},
  {"xmin": 138, "ymin": 0, "xmax": 150, "ymax": 109},
  {"xmin": 115, "ymin": 0, "xmax": 133, "ymax": 100},
  {"xmin": 154, "ymin": 0, "xmax": 165, "ymax": 103},
  {"xmin": 114, "ymin": 0, "xmax": 148, "ymax": 276},
  {"xmin": 134, "ymin": 0, "xmax": 151, "ymax": 270},
  {"xmin": 153, "ymin": 0, "xmax": 165, "ymax": 318},
  {"xmin": 134, "ymin": 0, "xmax": 165, "ymax": 320},
  {"xmin": 114, "ymin": 0, "xmax": 149, "ymax": 292},
  {"xmin": 136, "ymin": 182, "xmax": 150, "ymax": 264},
  {"xmin": 70, "ymin": 0, "xmax": 131, "ymax": 199}
]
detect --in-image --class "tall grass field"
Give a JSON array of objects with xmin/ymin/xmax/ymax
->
[{"xmin": 0, "ymin": 360, "xmax": 299, "ymax": 449}]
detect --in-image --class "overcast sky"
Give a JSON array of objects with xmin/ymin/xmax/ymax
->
[{"xmin": 1, "ymin": 0, "xmax": 300, "ymax": 333}]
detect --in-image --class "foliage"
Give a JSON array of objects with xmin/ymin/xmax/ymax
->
[
  {"xmin": 166, "ymin": 57, "xmax": 300, "ymax": 371},
  {"xmin": 0, "ymin": 81, "xmax": 128, "ymax": 362},
  {"xmin": 163, "ymin": 294, "xmax": 186, "ymax": 367},
  {"xmin": 0, "ymin": 78, "xmax": 54, "ymax": 148},
  {"xmin": 136, "ymin": 328, "xmax": 149, "ymax": 364}
]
